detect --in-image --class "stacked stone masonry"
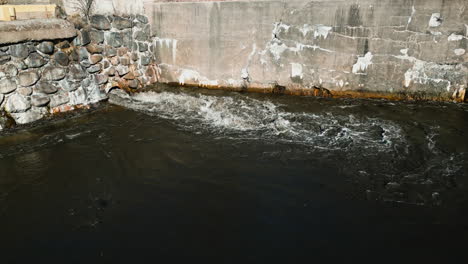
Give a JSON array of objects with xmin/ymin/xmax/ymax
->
[{"xmin": 0, "ymin": 15, "xmax": 160, "ymax": 130}]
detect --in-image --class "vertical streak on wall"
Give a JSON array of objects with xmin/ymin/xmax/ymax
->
[{"xmin": 208, "ymin": 2, "xmax": 221, "ymax": 78}]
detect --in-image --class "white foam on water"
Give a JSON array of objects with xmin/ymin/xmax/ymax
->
[{"xmin": 122, "ymin": 91, "xmax": 406, "ymax": 153}]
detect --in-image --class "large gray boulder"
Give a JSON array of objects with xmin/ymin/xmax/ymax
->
[
  {"xmin": 9, "ymin": 44, "xmax": 30, "ymax": 59},
  {"xmin": 90, "ymin": 15, "xmax": 111, "ymax": 30},
  {"xmin": 42, "ymin": 66, "xmax": 67, "ymax": 81},
  {"xmin": 78, "ymin": 47, "xmax": 90, "ymax": 61},
  {"xmin": 74, "ymin": 29, "xmax": 91, "ymax": 46},
  {"xmin": 50, "ymin": 92, "xmax": 70, "ymax": 108},
  {"xmin": 17, "ymin": 87, "xmax": 32, "ymax": 96},
  {"xmin": 68, "ymin": 63, "xmax": 88, "ymax": 81},
  {"xmin": 54, "ymin": 51, "xmax": 70, "ymax": 66},
  {"xmin": 0, "ymin": 78, "xmax": 17, "ymax": 94},
  {"xmin": 31, "ymin": 94, "xmax": 50, "ymax": 107},
  {"xmin": 87, "ymin": 64, "xmax": 102, "ymax": 73},
  {"xmin": 18, "ymin": 70, "xmax": 40, "ymax": 87},
  {"xmin": 112, "ymin": 17, "xmax": 133, "ymax": 30},
  {"xmin": 59, "ymin": 79, "xmax": 80, "ymax": 92},
  {"xmin": 89, "ymin": 30, "xmax": 105, "ymax": 44},
  {"xmin": 136, "ymin": 15, "xmax": 148, "ymax": 24},
  {"xmin": 5, "ymin": 94, "xmax": 31, "ymax": 113},
  {"xmin": 34, "ymin": 81, "xmax": 59, "ymax": 94},
  {"xmin": 0, "ymin": 64, "xmax": 18, "ymax": 78},
  {"xmin": 105, "ymin": 32, "xmax": 123, "ymax": 48},
  {"xmin": 37, "ymin": 41, "xmax": 55, "ymax": 55},
  {"xmin": 10, "ymin": 107, "xmax": 47, "ymax": 125},
  {"xmin": 25, "ymin": 53, "xmax": 47, "ymax": 68}
]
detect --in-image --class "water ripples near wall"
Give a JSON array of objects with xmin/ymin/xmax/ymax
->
[
  {"xmin": 129, "ymin": 91, "xmax": 406, "ymax": 153},
  {"xmin": 111, "ymin": 89, "xmax": 467, "ymax": 206}
]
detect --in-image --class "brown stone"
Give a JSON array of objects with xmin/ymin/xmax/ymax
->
[
  {"xmin": 128, "ymin": 79, "xmax": 139, "ymax": 89},
  {"xmin": 90, "ymin": 54, "xmax": 103, "ymax": 65},
  {"xmin": 117, "ymin": 47, "xmax": 128, "ymax": 57},
  {"xmin": 86, "ymin": 44, "xmax": 104, "ymax": 54},
  {"xmin": 110, "ymin": 56, "xmax": 120, "ymax": 66},
  {"xmin": 120, "ymin": 55, "xmax": 130, "ymax": 66},
  {"xmin": 106, "ymin": 67, "xmax": 116, "ymax": 76},
  {"xmin": 123, "ymin": 72, "xmax": 135, "ymax": 80}
]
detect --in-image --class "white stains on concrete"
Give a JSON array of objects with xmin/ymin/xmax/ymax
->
[
  {"xmin": 352, "ymin": 52, "xmax": 373, "ymax": 74},
  {"xmin": 400, "ymin": 49, "xmax": 409, "ymax": 55},
  {"xmin": 300, "ymin": 24, "xmax": 314, "ymax": 37},
  {"xmin": 337, "ymin": 80, "xmax": 345, "ymax": 88},
  {"xmin": 314, "ymin": 25, "xmax": 333, "ymax": 39},
  {"xmin": 289, "ymin": 43, "xmax": 333, "ymax": 54},
  {"xmin": 267, "ymin": 41, "xmax": 288, "ymax": 61},
  {"xmin": 290, "ymin": 63, "xmax": 303, "ymax": 79},
  {"xmin": 241, "ymin": 68, "xmax": 249, "ymax": 79},
  {"xmin": 403, "ymin": 60, "xmax": 424, "ymax": 87},
  {"xmin": 178, "ymin": 69, "xmax": 218, "ymax": 86},
  {"xmin": 448, "ymin": 34, "xmax": 464, "ymax": 41},
  {"xmin": 154, "ymin": 37, "xmax": 178, "ymax": 64},
  {"xmin": 406, "ymin": 6, "xmax": 416, "ymax": 29},
  {"xmin": 242, "ymin": 43, "xmax": 258, "ymax": 80},
  {"xmin": 272, "ymin": 22, "xmax": 290, "ymax": 38},
  {"xmin": 454, "ymin": 49, "xmax": 466, "ymax": 56},
  {"xmin": 395, "ymin": 53, "xmax": 454, "ymax": 90},
  {"xmin": 465, "ymin": 24, "xmax": 468, "ymax": 37},
  {"xmin": 429, "ymin": 13, "xmax": 442, "ymax": 27},
  {"xmin": 300, "ymin": 24, "xmax": 332, "ymax": 39},
  {"xmin": 227, "ymin": 78, "xmax": 243, "ymax": 87}
]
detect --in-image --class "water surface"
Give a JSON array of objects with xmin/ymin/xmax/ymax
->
[{"xmin": 0, "ymin": 87, "xmax": 467, "ymax": 262}]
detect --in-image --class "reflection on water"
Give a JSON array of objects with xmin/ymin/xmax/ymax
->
[{"xmin": 0, "ymin": 86, "xmax": 467, "ymax": 261}]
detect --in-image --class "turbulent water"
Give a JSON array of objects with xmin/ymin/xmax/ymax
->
[
  {"xmin": 1, "ymin": 86, "xmax": 468, "ymax": 261},
  {"xmin": 112, "ymin": 88, "xmax": 467, "ymax": 206}
]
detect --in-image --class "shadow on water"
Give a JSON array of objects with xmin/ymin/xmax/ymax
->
[{"xmin": 0, "ymin": 86, "xmax": 467, "ymax": 262}]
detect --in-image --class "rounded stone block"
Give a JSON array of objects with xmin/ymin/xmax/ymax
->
[
  {"xmin": 17, "ymin": 87, "xmax": 33, "ymax": 96},
  {"xmin": 18, "ymin": 70, "xmax": 40, "ymax": 87},
  {"xmin": 90, "ymin": 15, "xmax": 111, "ymax": 30},
  {"xmin": 105, "ymin": 32, "xmax": 123, "ymax": 48},
  {"xmin": 0, "ymin": 78, "xmax": 17, "ymax": 94},
  {"xmin": 136, "ymin": 15, "xmax": 148, "ymax": 24},
  {"xmin": 50, "ymin": 92, "xmax": 70, "ymax": 108},
  {"xmin": 68, "ymin": 63, "xmax": 88, "ymax": 81},
  {"xmin": 37, "ymin": 41, "xmax": 55, "ymax": 55},
  {"xmin": 87, "ymin": 64, "xmax": 102, "ymax": 74},
  {"xmin": 9, "ymin": 44, "xmax": 30, "ymax": 59},
  {"xmin": 42, "ymin": 66, "xmax": 67, "ymax": 81},
  {"xmin": 54, "ymin": 51, "xmax": 70, "ymax": 67},
  {"xmin": 112, "ymin": 17, "xmax": 133, "ymax": 30},
  {"xmin": 31, "ymin": 94, "xmax": 51, "ymax": 107},
  {"xmin": 90, "ymin": 30, "xmax": 105, "ymax": 44},
  {"xmin": 86, "ymin": 44, "xmax": 104, "ymax": 54},
  {"xmin": 90, "ymin": 54, "xmax": 103, "ymax": 65},
  {"xmin": 5, "ymin": 94, "xmax": 31, "ymax": 113},
  {"xmin": 34, "ymin": 82, "xmax": 59, "ymax": 94},
  {"xmin": 0, "ymin": 64, "xmax": 18, "ymax": 78},
  {"xmin": 25, "ymin": 53, "xmax": 47, "ymax": 68}
]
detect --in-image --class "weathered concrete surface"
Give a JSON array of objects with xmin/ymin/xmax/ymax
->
[
  {"xmin": 0, "ymin": 19, "xmax": 76, "ymax": 44},
  {"xmin": 145, "ymin": 0, "xmax": 468, "ymax": 99}
]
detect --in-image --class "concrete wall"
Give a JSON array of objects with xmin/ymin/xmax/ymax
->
[{"xmin": 143, "ymin": 0, "xmax": 467, "ymax": 99}]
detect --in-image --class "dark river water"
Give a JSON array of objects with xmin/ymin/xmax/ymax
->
[{"xmin": 0, "ymin": 86, "xmax": 467, "ymax": 262}]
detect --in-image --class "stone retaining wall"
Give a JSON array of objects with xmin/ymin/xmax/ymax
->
[{"xmin": 0, "ymin": 15, "xmax": 160, "ymax": 130}]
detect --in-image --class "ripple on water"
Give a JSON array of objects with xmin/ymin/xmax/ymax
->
[{"xmin": 127, "ymin": 91, "xmax": 407, "ymax": 154}]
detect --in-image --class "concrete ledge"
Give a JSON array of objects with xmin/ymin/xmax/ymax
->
[{"xmin": 0, "ymin": 19, "xmax": 76, "ymax": 45}]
